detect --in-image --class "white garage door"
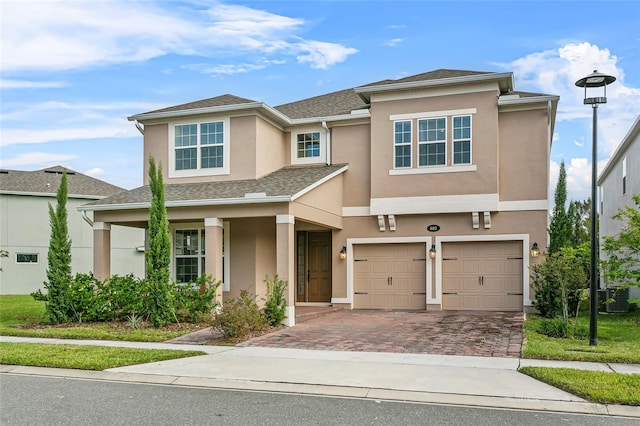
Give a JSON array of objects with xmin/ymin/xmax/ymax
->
[
  {"xmin": 353, "ymin": 243, "xmax": 426, "ymax": 309},
  {"xmin": 442, "ymin": 241, "xmax": 523, "ymax": 311}
]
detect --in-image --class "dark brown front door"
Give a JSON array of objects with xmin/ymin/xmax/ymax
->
[{"xmin": 297, "ymin": 231, "xmax": 332, "ymax": 303}]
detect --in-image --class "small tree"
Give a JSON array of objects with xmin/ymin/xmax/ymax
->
[
  {"xmin": 263, "ymin": 275, "xmax": 288, "ymax": 326},
  {"xmin": 601, "ymin": 194, "xmax": 640, "ymax": 304},
  {"xmin": 42, "ymin": 171, "xmax": 73, "ymax": 323},
  {"xmin": 548, "ymin": 160, "xmax": 572, "ymax": 254},
  {"xmin": 146, "ymin": 157, "xmax": 174, "ymax": 327}
]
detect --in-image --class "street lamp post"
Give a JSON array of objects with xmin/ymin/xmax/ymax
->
[{"xmin": 575, "ymin": 70, "xmax": 616, "ymax": 346}]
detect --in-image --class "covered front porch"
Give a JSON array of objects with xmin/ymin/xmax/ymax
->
[{"xmin": 78, "ymin": 164, "xmax": 348, "ymax": 326}]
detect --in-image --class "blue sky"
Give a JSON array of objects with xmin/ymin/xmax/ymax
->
[{"xmin": 2, "ymin": 0, "xmax": 639, "ymax": 202}]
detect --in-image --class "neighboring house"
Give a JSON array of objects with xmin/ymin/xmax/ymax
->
[
  {"xmin": 0, "ymin": 166, "xmax": 145, "ymax": 294},
  {"xmin": 79, "ymin": 69, "xmax": 558, "ymax": 325},
  {"xmin": 597, "ymin": 115, "xmax": 640, "ymax": 306}
]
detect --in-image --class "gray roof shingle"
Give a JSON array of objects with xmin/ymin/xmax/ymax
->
[
  {"xmin": 81, "ymin": 164, "xmax": 347, "ymax": 209},
  {"xmin": 274, "ymin": 88, "xmax": 368, "ymax": 120},
  {"xmin": 141, "ymin": 94, "xmax": 257, "ymax": 115},
  {"xmin": 358, "ymin": 69, "xmax": 492, "ymax": 88},
  {"xmin": 0, "ymin": 166, "xmax": 125, "ymax": 198}
]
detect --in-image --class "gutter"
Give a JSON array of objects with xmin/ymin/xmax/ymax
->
[{"xmin": 77, "ymin": 195, "xmax": 293, "ymax": 212}]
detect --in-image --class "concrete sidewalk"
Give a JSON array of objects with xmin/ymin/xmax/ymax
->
[{"xmin": 1, "ymin": 336, "xmax": 639, "ymax": 418}]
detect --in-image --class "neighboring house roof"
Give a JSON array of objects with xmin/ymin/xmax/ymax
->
[
  {"xmin": 598, "ymin": 115, "xmax": 640, "ymax": 185},
  {"xmin": 79, "ymin": 164, "xmax": 348, "ymax": 211},
  {"xmin": 0, "ymin": 166, "xmax": 125, "ymax": 199}
]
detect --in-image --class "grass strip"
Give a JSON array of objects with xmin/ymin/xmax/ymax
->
[
  {"xmin": 522, "ymin": 312, "xmax": 640, "ymax": 363},
  {"xmin": 0, "ymin": 324, "xmax": 196, "ymax": 342},
  {"xmin": 520, "ymin": 366, "xmax": 640, "ymax": 406},
  {"xmin": 0, "ymin": 342, "xmax": 205, "ymax": 370}
]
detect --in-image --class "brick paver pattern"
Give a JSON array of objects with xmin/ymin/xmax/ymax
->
[{"xmin": 239, "ymin": 310, "xmax": 523, "ymax": 358}]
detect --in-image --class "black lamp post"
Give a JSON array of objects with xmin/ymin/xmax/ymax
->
[{"xmin": 575, "ymin": 70, "xmax": 616, "ymax": 346}]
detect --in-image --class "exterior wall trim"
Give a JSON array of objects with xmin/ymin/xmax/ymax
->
[
  {"xmin": 93, "ymin": 222, "xmax": 111, "ymax": 231},
  {"xmin": 339, "ymin": 236, "xmax": 433, "ymax": 308},
  {"xmin": 389, "ymin": 108, "xmax": 477, "ymax": 121},
  {"xmin": 342, "ymin": 206, "xmax": 370, "ymax": 217},
  {"xmin": 498, "ymin": 200, "xmax": 548, "ymax": 211},
  {"xmin": 290, "ymin": 165, "xmax": 348, "ymax": 201},
  {"xmin": 370, "ymin": 194, "xmax": 499, "ymax": 215},
  {"xmin": 276, "ymin": 214, "xmax": 295, "ymax": 224},
  {"xmin": 433, "ymin": 234, "xmax": 532, "ymax": 307},
  {"xmin": 389, "ymin": 165, "xmax": 477, "ymax": 176}
]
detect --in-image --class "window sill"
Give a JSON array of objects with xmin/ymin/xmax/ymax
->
[{"xmin": 388, "ymin": 165, "xmax": 476, "ymax": 176}]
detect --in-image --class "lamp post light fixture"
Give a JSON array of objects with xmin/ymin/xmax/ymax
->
[{"xmin": 575, "ymin": 70, "xmax": 616, "ymax": 346}]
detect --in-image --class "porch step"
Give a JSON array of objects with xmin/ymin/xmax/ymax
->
[{"xmin": 295, "ymin": 306, "xmax": 344, "ymax": 323}]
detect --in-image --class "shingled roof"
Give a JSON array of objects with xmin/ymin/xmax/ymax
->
[
  {"xmin": 80, "ymin": 164, "xmax": 348, "ymax": 210},
  {"xmin": 140, "ymin": 94, "xmax": 257, "ymax": 115},
  {"xmin": 358, "ymin": 69, "xmax": 492, "ymax": 88},
  {"xmin": 274, "ymin": 88, "xmax": 368, "ymax": 120},
  {"xmin": 0, "ymin": 166, "xmax": 125, "ymax": 199}
]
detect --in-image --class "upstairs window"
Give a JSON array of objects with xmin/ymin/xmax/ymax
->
[
  {"xmin": 297, "ymin": 132, "xmax": 320, "ymax": 158},
  {"xmin": 418, "ymin": 118, "xmax": 446, "ymax": 166},
  {"xmin": 170, "ymin": 119, "xmax": 229, "ymax": 177},
  {"xmin": 16, "ymin": 253, "xmax": 38, "ymax": 263},
  {"xmin": 452, "ymin": 115, "xmax": 472, "ymax": 165},
  {"xmin": 394, "ymin": 120, "xmax": 412, "ymax": 168}
]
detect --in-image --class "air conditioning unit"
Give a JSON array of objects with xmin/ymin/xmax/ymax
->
[{"xmin": 605, "ymin": 287, "xmax": 629, "ymax": 313}]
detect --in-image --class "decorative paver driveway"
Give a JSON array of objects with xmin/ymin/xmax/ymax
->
[{"xmin": 239, "ymin": 310, "xmax": 523, "ymax": 357}]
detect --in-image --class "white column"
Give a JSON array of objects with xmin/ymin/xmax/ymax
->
[
  {"xmin": 205, "ymin": 217, "xmax": 224, "ymax": 304},
  {"xmin": 276, "ymin": 214, "xmax": 296, "ymax": 326}
]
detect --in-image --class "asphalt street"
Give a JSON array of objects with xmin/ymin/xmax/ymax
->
[{"xmin": 1, "ymin": 374, "xmax": 636, "ymax": 426}]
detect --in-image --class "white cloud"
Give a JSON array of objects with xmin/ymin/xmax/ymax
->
[
  {"xmin": 84, "ymin": 167, "xmax": 105, "ymax": 178},
  {"xmin": 550, "ymin": 157, "xmax": 612, "ymax": 203},
  {"xmin": 499, "ymin": 42, "xmax": 640, "ymax": 157},
  {"xmin": 573, "ymin": 139, "xmax": 584, "ymax": 147},
  {"xmin": 0, "ymin": 80, "xmax": 68, "ymax": 89},
  {"xmin": 0, "ymin": 152, "xmax": 76, "ymax": 168},
  {"xmin": 1, "ymin": 1, "xmax": 357, "ymax": 74},
  {"xmin": 184, "ymin": 59, "xmax": 286, "ymax": 76},
  {"xmin": 384, "ymin": 38, "xmax": 404, "ymax": 47}
]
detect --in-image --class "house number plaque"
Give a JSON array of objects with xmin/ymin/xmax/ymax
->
[{"xmin": 427, "ymin": 224, "xmax": 440, "ymax": 232}]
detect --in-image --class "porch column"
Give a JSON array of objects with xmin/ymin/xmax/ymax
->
[
  {"xmin": 93, "ymin": 222, "xmax": 111, "ymax": 281},
  {"xmin": 276, "ymin": 214, "xmax": 296, "ymax": 326},
  {"xmin": 205, "ymin": 217, "xmax": 224, "ymax": 304}
]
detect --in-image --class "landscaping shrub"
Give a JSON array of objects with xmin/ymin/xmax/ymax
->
[
  {"xmin": 263, "ymin": 275, "xmax": 287, "ymax": 326},
  {"xmin": 100, "ymin": 274, "xmax": 146, "ymax": 321},
  {"xmin": 540, "ymin": 318, "xmax": 569, "ymax": 338},
  {"xmin": 174, "ymin": 275, "xmax": 221, "ymax": 323},
  {"xmin": 209, "ymin": 290, "xmax": 267, "ymax": 338}
]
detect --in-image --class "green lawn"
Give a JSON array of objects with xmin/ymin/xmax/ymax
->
[
  {"xmin": 0, "ymin": 342, "xmax": 205, "ymax": 370},
  {"xmin": 523, "ymin": 311, "xmax": 640, "ymax": 363},
  {"xmin": 0, "ymin": 294, "xmax": 203, "ymax": 342},
  {"xmin": 520, "ymin": 367, "xmax": 640, "ymax": 406}
]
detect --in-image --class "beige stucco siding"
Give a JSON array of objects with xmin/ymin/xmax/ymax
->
[
  {"xmin": 256, "ymin": 116, "xmax": 286, "ymax": 178},
  {"xmin": 332, "ymin": 124, "xmax": 371, "ymax": 207},
  {"xmin": 143, "ymin": 123, "xmax": 169, "ymax": 185},
  {"xmin": 229, "ymin": 115, "xmax": 258, "ymax": 180},
  {"xmin": 498, "ymin": 108, "xmax": 549, "ymax": 201},
  {"xmin": 369, "ymin": 91, "xmax": 499, "ymax": 199},
  {"xmin": 292, "ymin": 174, "xmax": 344, "ymax": 229}
]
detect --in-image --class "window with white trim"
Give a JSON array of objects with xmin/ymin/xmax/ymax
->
[
  {"xmin": 418, "ymin": 117, "xmax": 446, "ymax": 166},
  {"xmin": 297, "ymin": 132, "xmax": 320, "ymax": 158},
  {"xmin": 170, "ymin": 119, "xmax": 229, "ymax": 177},
  {"xmin": 394, "ymin": 120, "xmax": 412, "ymax": 168},
  {"xmin": 452, "ymin": 115, "xmax": 472, "ymax": 165},
  {"xmin": 175, "ymin": 229, "xmax": 204, "ymax": 284},
  {"xmin": 16, "ymin": 253, "xmax": 38, "ymax": 263}
]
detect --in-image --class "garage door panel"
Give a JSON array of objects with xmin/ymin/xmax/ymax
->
[
  {"xmin": 353, "ymin": 243, "xmax": 426, "ymax": 310},
  {"xmin": 441, "ymin": 241, "xmax": 523, "ymax": 312}
]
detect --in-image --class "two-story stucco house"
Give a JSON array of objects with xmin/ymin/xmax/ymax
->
[
  {"xmin": 598, "ymin": 115, "xmax": 640, "ymax": 307},
  {"xmin": 0, "ymin": 166, "xmax": 145, "ymax": 294},
  {"xmin": 79, "ymin": 69, "xmax": 558, "ymax": 325}
]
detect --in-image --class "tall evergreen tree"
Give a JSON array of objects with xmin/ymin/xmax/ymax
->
[
  {"xmin": 568, "ymin": 198, "xmax": 591, "ymax": 247},
  {"xmin": 548, "ymin": 160, "xmax": 572, "ymax": 254},
  {"xmin": 43, "ymin": 170, "xmax": 73, "ymax": 323},
  {"xmin": 146, "ymin": 157, "xmax": 174, "ymax": 326}
]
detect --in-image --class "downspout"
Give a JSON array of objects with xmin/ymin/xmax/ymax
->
[
  {"xmin": 322, "ymin": 120, "xmax": 331, "ymax": 165},
  {"xmin": 135, "ymin": 120, "xmax": 144, "ymax": 135},
  {"xmin": 82, "ymin": 210, "xmax": 94, "ymax": 227}
]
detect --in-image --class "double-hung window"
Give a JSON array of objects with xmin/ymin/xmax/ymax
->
[
  {"xmin": 452, "ymin": 115, "xmax": 472, "ymax": 165},
  {"xmin": 418, "ymin": 118, "xmax": 446, "ymax": 166},
  {"xmin": 394, "ymin": 120, "xmax": 412, "ymax": 168},
  {"xmin": 171, "ymin": 119, "xmax": 229, "ymax": 177}
]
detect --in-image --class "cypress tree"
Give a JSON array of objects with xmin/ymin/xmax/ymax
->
[
  {"xmin": 44, "ymin": 170, "xmax": 73, "ymax": 323},
  {"xmin": 548, "ymin": 160, "xmax": 572, "ymax": 254},
  {"xmin": 146, "ymin": 157, "xmax": 174, "ymax": 326}
]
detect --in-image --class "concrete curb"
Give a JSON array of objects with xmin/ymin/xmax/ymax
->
[{"xmin": 2, "ymin": 365, "xmax": 639, "ymax": 418}]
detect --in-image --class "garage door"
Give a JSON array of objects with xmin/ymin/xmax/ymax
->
[
  {"xmin": 442, "ymin": 241, "xmax": 522, "ymax": 311},
  {"xmin": 354, "ymin": 243, "xmax": 426, "ymax": 309}
]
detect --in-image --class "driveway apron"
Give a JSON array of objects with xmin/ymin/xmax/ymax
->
[{"xmin": 238, "ymin": 310, "xmax": 523, "ymax": 357}]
